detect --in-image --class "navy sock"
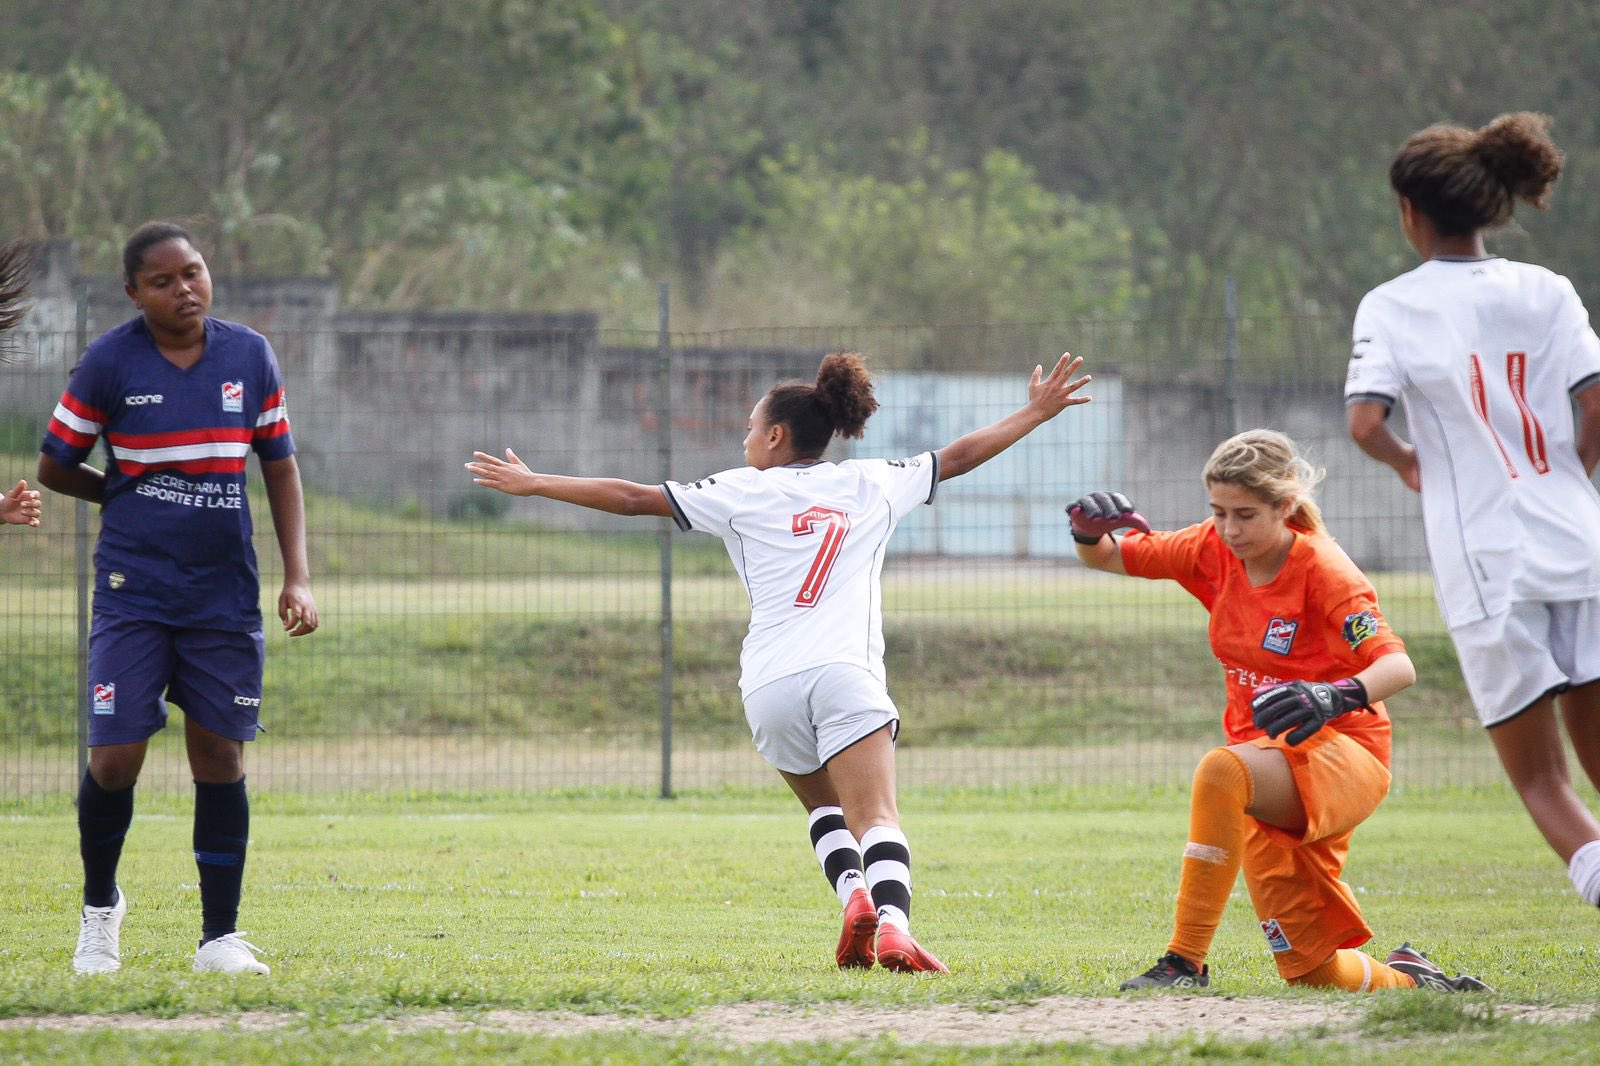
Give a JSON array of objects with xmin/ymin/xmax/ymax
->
[
  {"xmin": 193, "ymin": 776, "xmax": 249, "ymax": 945},
  {"xmin": 78, "ymin": 769, "xmax": 133, "ymax": 908}
]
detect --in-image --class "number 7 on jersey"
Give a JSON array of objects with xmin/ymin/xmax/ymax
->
[{"xmin": 792, "ymin": 506, "xmax": 851, "ymax": 607}]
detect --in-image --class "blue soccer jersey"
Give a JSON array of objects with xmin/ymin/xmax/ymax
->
[{"xmin": 41, "ymin": 316, "xmax": 296, "ymax": 630}]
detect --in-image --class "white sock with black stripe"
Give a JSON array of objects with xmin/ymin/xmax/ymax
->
[
  {"xmin": 1569, "ymin": 838, "xmax": 1600, "ymax": 906},
  {"xmin": 807, "ymin": 806, "xmax": 866, "ymax": 908},
  {"xmin": 861, "ymin": 824, "xmax": 912, "ymax": 931}
]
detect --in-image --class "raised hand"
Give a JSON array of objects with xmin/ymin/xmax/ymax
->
[
  {"xmin": 1026, "ymin": 352, "xmax": 1092, "ymax": 420},
  {"xmin": 1067, "ymin": 490, "xmax": 1150, "ymax": 544},
  {"xmin": 466, "ymin": 448, "xmax": 538, "ymax": 496}
]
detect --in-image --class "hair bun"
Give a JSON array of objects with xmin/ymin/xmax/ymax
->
[{"xmin": 1473, "ymin": 112, "xmax": 1563, "ymax": 208}]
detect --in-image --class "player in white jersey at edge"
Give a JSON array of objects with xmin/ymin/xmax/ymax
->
[
  {"xmin": 1345, "ymin": 112, "xmax": 1600, "ymax": 912},
  {"xmin": 468, "ymin": 349, "xmax": 1091, "ymax": 971}
]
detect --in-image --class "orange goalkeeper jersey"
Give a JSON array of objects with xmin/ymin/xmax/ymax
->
[{"xmin": 1119, "ymin": 520, "xmax": 1403, "ymax": 763}]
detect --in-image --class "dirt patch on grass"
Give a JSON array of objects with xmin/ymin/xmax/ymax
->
[{"xmin": 4, "ymin": 998, "xmax": 1593, "ymax": 1047}]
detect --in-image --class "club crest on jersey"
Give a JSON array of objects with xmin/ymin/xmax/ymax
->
[
  {"xmin": 221, "ymin": 380, "xmax": 244, "ymax": 413},
  {"xmin": 1342, "ymin": 611, "xmax": 1380, "ymax": 649},
  {"xmin": 1260, "ymin": 918, "xmax": 1292, "ymax": 953},
  {"xmin": 1262, "ymin": 617, "xmax": 1298, "ymax": 655},
  {"xmin": 92, "ymin": 683, "xmax": 116, "ymax": 716}
]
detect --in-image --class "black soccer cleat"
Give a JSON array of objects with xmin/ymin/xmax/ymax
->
[
  {"xmin": 1386, "ymin": 942, "xmax": 1493, "ymax": 992},
  {"xmin": 1119, "ymin": 951, "xmax": 1209, "ymax": 990}
]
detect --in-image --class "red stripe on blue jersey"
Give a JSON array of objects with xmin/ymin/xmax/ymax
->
[
  {"xmin": 46, "ymin": 416, "xmax": 98, "ymax": 449},
  {"xmin": 107, "ymin": 427, "xmax": 253, "ymax": 450}
]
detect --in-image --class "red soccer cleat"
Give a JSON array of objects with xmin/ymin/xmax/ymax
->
[
  {"xmin": 875, "ymin": 922, "xmax": 949, "ymax": 973},
  {"xmin": 836, "ymin": 887, "xmax": 879, "ymax": 969}
]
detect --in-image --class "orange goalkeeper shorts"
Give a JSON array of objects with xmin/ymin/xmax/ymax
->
[{"xmin": 1240, "ymin": 727, "xmax": 1392, "ymax": 980}]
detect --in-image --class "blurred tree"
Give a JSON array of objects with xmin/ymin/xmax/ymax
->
[{"xmin": 0, "ymin": 65, "xmax": 166, "ymax": 271}]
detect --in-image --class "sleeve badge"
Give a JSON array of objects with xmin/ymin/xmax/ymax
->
[{"xmin": 1342, "ymin": 611, "xmax": 1380, "ymax": 649}]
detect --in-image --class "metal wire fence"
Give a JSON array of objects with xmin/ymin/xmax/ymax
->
[{"xmin": 0, "ymin": 311, "xmax": 1508, "ymax": 799}]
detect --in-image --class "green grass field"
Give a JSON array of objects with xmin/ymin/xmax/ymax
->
[
  {"xmin": 2, "ymin": 788, "xmax": 1598, "ymax": 1063},
  {"xmin": 5, "ymin": 450, "xmax": 1595, "ymax": 1060}
]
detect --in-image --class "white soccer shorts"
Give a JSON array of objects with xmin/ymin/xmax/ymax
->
[
  {"xmin": 1451, "ymin": 594, "xmax": 1600, "ymax": 726},
  {"xmin": 741, "ymin": 662, "xmax": 900, "ymax": 774}
]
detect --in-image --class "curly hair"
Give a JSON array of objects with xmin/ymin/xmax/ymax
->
[
  {"xmin": 763, "ymin": 350, "xmax": 880, "ymax": 457},
  {"xmin": 1202, "ymin": 429, "xmax": 1327, "ymax": 536},
  {"xmin": 1390, "ymin": 112, "xmax": 1564, "ymax": 237},
  {"xmin": 0, "ymin": 238, "xmax": 34, "ymax": 340}
]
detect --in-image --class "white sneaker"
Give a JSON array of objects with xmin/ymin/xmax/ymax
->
[
  {"xmin": 193, "ymin": 932, "xmax": 270, "ymax": 975},
  {"xmin": 72, "ymin": 887, "xmax": 127, "ymax": 975}
]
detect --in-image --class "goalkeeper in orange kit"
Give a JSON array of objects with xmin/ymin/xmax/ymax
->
[{"xmin": 1071, "ymin": 430, "xmax": 1488, "ymax": 993}]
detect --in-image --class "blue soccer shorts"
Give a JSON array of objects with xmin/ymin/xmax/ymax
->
[{"xmin": 87, "ymin": 614, "xmax": 266, "ymax": 745}]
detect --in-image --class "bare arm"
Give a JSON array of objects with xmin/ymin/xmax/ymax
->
[
  {"xmin": 1346, "ymin": 401, "xmax": 1420, "ymax": 493},
  {"xmin": 1074, "ymin": 533, "xmax": 1127, "ymax": 576},
  {"xmin": 260, "ymin": 455, "xmax": 318, "ymax": 636},
  {"xmin": 936, "ymin": 353, "xmax": 1092, "ymax": 482},
  {"xmin": 466, "ymin": 448, "xmax": 673, "ymax": 518},
  {"xmin": 1351, "ymin": 650, "xmax": 1416, "ymax": 704},
  {"xmin": 1576, "ymin": 380, "xmax": 1600, "ymax": 476},
  {"xmin": 37, "ymin": 453, "xmax": 105, "ymax": 504}
]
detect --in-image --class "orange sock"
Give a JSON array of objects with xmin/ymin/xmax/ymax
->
[
  {"xmin": 1289, "ymin": 949, "xmax": 1416, "ymax": 991},
  {"xmin": 1165, "ymin": 747, "xmax": 1251, "ymax": 967}
]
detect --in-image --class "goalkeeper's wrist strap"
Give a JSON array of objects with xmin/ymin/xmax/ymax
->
[
  {"xmin": 1333, "ymin": 676, "xmax": 1370, "ymax": 712},
  {"xmin": 1072, "ymin": 532, "xmax": 1108, "ymax": 546}
]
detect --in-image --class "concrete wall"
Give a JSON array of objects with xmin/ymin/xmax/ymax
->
[{"xmin": 4, "ymin": 240, "xmax": 1429, "ymax": 568}]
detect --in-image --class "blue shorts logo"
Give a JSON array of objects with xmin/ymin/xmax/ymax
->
[
  {"xmin": 1260, "ymin": 918, "xmax": 1292, "ymax": 953},
  {"xmin": 92, "ymin": 683, "xmax": 116, "ymax": 716},
  {"xmin": 1262, "ymin": 617, "xmax": 1298, "ymax": 655}
]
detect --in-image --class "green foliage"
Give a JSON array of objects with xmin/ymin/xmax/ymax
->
[
  {"xmin": 7, "ymin": 1, "xmax": 1600, "ymax": 337},
  {"xmin": 0, "ymin": 64, "xmax": 165, "ymax": 269},
  {"xmin": 754, "ymin": 136, "xmax": 1141, "ymax": 352}
]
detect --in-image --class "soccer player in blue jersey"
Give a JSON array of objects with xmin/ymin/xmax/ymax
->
[{"xmin": 38, "ymin": 222, "xmax": 319, "ymax": 975}]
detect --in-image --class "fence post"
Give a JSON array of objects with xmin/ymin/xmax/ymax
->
[
  {"xmin": 1223, "ymin": 277, "xmax": 1240, "ymax": 436},
  {"xmin": 656, "ymin": 282, "xmax": 674, "ymax": 800},
  {"xmin": 74, "ymin": 285, "xmax": 90, "ymax": 783}
]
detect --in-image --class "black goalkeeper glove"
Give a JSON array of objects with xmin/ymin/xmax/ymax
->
[
  {"xmin": 1067, "ymin": 491, "xmax": 1152, "ymax": 545},
  {"xmin": 1250, "ymin": 678, "xmax": 1370, "ymax": 746}
]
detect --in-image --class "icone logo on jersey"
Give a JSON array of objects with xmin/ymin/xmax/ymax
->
[
  {"xmin": 125, "ymin": 393, "xmax": 164, "ymax": 406},
  {"xmin": 1261, "ymin": 617, "xmax": 1298, "ymax": 655},
  {"xmin": 221, "ymin": 380, "xmax": 244, "ymax": 413},
  {"xmin": 92, "ymin": 683, "xmax": 116, "ymax": 716}
]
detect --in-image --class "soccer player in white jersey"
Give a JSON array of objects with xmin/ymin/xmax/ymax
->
[
  {"xmin": 469, "ymin": 349, "xmax": 1091, "ymax": 971},
  {"xmin": 1345, "ymin": 112, "xmax": 1600, "ymax": 912}
]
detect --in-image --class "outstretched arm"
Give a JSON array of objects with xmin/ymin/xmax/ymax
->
[
  {"xmin": 936, "ymin": 352, "xmax": 1091, "ymax": 482},
  {"xmin": 1068, "ymin": 491, "xmax": 1150, "ymax": 576},
  {"xmin": 467, "ymin": 448, "xmax": 673, "ymax": 518},
  {"xmin": 1347, "ymin": 401, "xmax": 1419, "ymax": 492},
  {"xmin": 0, "ymin": 479, "xmax": 41, "ymax": 527}
]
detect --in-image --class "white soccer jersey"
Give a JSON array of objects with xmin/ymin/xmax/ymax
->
[
  {"xmin": 1346, "ymin": 257, "xmax": 1600, "ymax": 627},
  {"xmin": 662, "ymin": 453, "xmax": 939, "ymax": 696}
]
